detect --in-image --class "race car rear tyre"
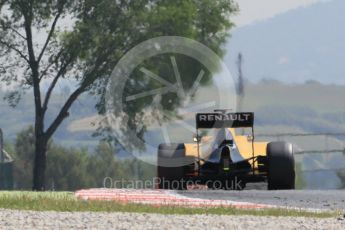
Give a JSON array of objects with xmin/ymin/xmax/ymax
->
[
  {"xmin": 157, "ymin": 143, "xmax": 188, "ymax": 190},
  {"xmin": 267, "ymin": 142, "xmax": 295, "ymax": 190}
]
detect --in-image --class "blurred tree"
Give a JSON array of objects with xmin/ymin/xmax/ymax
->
[
  {"xmin": 9, "ymin": 126, "xmax": 155, "ymax": 190},
  {"xmin": 10, "ymin": 127, "xmax": 103, "ymax": 190},
  {"xmin": 86, "ymin": 141, "xmax": 155, "ymax": 188},
  {"xmin": 12, "ymin": 126, "xmax": 35, "ymax": 189},
  {"xmin": 86, "ymin": 141, "xmax": 124, "ymax": 188},
  {"xmin": 8, "ymin": 126, "xmax": 57, "ymax": 189},
  {"xmin": 46, "ymin": 144, "xmax": 90, "ymax": 190},
  {"xmin": 0, "ymin": 0, "xmax": 238, "ymax": 190}
]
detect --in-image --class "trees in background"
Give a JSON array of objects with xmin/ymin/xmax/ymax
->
[
  {"xmin": 10, "ymin": 126, "xmax": 36, "ymax": 189},
  {"xmin": 0, "ymin": 0, "xmax": 238, "ymax": 190},
  {"xmin": 8, "ymin": 126, "xmax": 155, "ymax": 190}
]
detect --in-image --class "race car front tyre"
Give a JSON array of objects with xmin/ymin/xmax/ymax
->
[
  {"xmin": 267, "ymin": 142, "xmax": 295, "ymax": 190},
  {"xmin": 157, "ymin": 143, "xmax": 188, "ymax": 190}
]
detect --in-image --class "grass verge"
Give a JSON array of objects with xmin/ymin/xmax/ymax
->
[{"xmin": 0, "ymin": 191, "xmax": 341, "ymax": 218}]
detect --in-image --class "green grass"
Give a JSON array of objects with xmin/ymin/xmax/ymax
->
[{"xmin": 0, "ymin": 191, "xmax": 341, "ymax": 218}]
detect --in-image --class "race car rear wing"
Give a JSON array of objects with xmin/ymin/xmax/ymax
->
[
  {"xmin": 195, "ymin": 112, "xmax": 254, "ymax": 129},
  {"xmin": 194, "ymin": 112, "xmax": 256, "ymax": 175}
]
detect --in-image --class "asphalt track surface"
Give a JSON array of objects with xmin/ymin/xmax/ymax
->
[{"xmin": 178, "ymin": 184, "xmax": 345, "ymax": 211}]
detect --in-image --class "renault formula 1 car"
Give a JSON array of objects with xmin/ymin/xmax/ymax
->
[{"xmin": 157, "ymin": 110, "xmax": 295, "ymax": 190}]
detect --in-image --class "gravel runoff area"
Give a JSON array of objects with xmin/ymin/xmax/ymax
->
[{"xmin": 0, "ymin": 209, "xmax": 344, "ymax": 230}]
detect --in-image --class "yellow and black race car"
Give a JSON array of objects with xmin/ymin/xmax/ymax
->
[{"xmin": 157, "ymin": 110, "xmax": 295, "ymax": 190}]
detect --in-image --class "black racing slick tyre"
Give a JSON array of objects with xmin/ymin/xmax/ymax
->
[
  {"xmin": 267, "ymin": 142, "xmax": 295, "ymax": 190},
  {"xmin": 157, "ymin": 143, "xmax": 188, "ymax": 190}
]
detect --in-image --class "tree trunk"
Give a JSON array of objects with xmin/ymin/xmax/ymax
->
[{"xmin": 32, "ymin": 136, "xmax": 48, "ymax": 191}]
